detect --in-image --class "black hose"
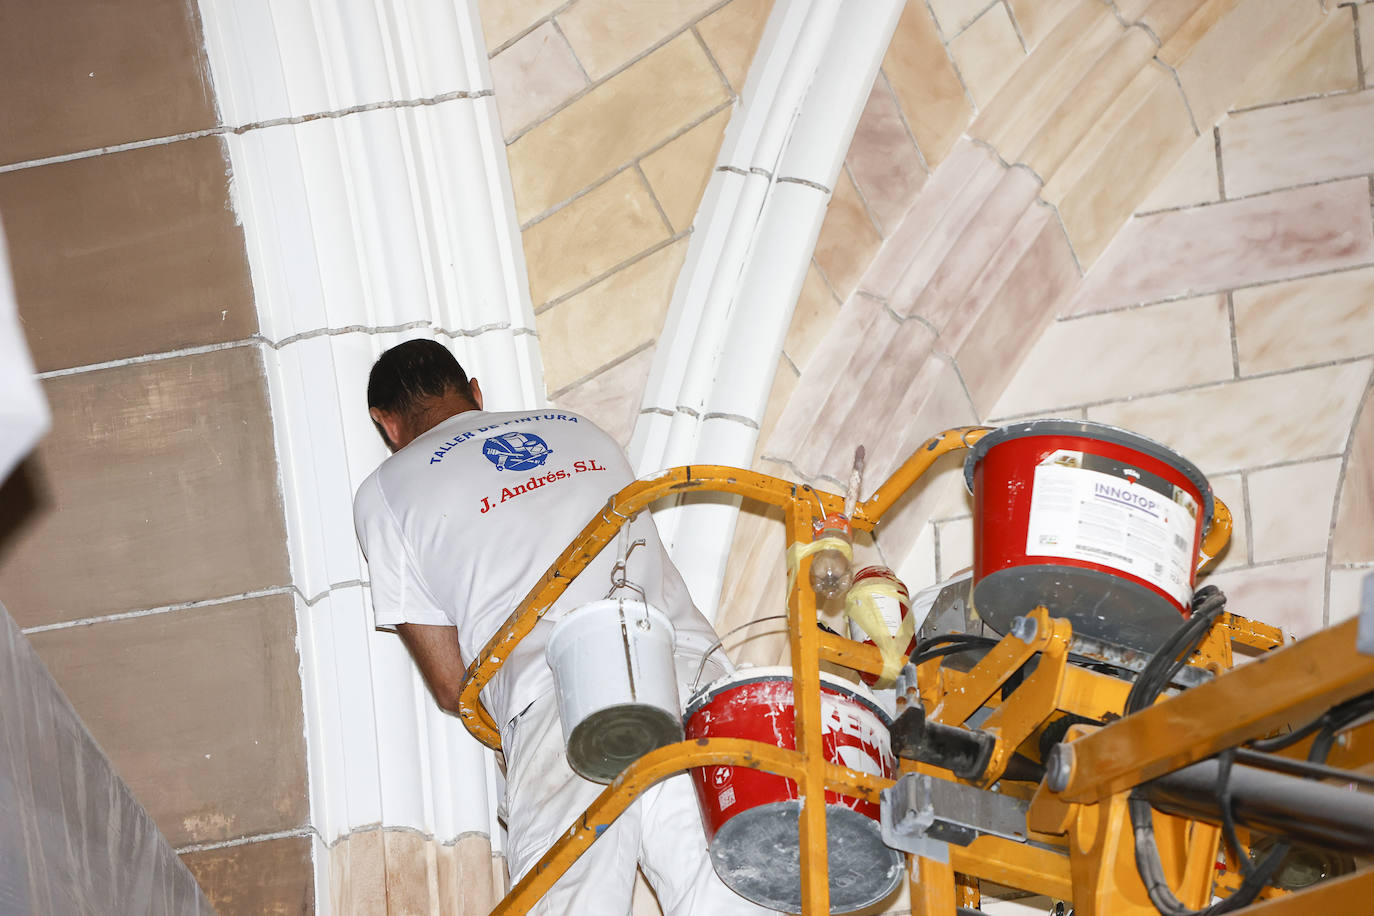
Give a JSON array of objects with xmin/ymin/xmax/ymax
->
[{"xmin": 1126, "ymin": 586, "xmax": 1291, "ymax": 916}]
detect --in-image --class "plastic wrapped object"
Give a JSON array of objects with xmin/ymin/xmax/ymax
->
[{"xmin": 0, "ymin": 601, "xmax": 213, "ymax": 915}]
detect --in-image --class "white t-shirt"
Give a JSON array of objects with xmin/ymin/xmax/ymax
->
[{"xmin": 353, "ymin": 408, "xmax": 721, "ymax": 728}]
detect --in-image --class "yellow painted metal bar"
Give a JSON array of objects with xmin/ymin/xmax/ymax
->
[
  {"xmin": 452, "ymin": 429, "xmax": 1007, "ymax": 914},
  {"xmin": 931, "ymin": 606, "xmax": 1054, "ymax": 726},
  {"xmin": 457, "ymin": 467, "xmax": 846, "ymax": 747},
  {"xmin": 856, "ymin": 426, "xmax": 991, "ymax": 524},
  {"xmin": 1197, "ymin": 495, "xmax": 1232, "ymax": 572},
  {"xmin": 490, "ymin": 737, "xmax": 892, "ymax": 915},
  {"xmin": 1238, "ymin": 867, "xmax": 1374, "ymax": 914},
  {"xmin": 1218, "ymin": 611, "xmax": 1283, "ymax": 652},
  {"xmin": 910, "ymin": 853, "xmax": 957, "ymax": 916},
  {"xmin": 974, "ymin": 614, "xmax": 1072, "ymax": 785},
  {"xmin": 1054, "ymin": 616, "xmax": 1374, "ymax": 803},
  {"xmin": 784, "ymin": 500, "xmax": 832, "ymax": 915},
  {"xmin": 948, "ymin": 835, "xmax": 1074, "ymax": 900},
  {"xmin": 817, "ymin": 628, "xmax": 888, "ymax": 680}
]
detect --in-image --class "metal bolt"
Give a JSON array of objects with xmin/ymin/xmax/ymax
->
[
  {"xmin": 1010, "ymin": 615, "xmax": 1038, "ymax": 644},
  {"xmin": 1045, "ymin": 745, "xmax": 1074, "ymax": 793}
]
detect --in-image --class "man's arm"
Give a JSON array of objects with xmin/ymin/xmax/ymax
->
[{"xmin": 397, "ymin": 623, "xmax": 467, "ymax": 714}]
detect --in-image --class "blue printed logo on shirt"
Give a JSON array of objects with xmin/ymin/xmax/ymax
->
[{"xmin": 481, "ymin": 432, "xmax": 552, "ymax": 471}]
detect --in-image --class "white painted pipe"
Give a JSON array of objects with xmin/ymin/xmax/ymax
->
[{"xmin": 631, "ymin": 0, "xmax": 905, "ymax": 618}]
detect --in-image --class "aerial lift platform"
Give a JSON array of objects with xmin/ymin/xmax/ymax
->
[{"xmin": 456, "ymin": 427, "xmax": 1374, "ymax": 915}]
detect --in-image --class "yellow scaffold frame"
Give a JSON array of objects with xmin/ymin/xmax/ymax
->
[{"xmin": 455, "ymin": 427, "xmax": 1374, "ymax": 915}]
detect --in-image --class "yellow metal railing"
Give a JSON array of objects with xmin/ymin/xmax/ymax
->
[{"xmin": 453, "ymin": 426, "xmax": 1244, "ymax": 915}]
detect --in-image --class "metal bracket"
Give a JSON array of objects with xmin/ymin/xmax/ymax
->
[
  {"xmin": 880, "ymin": 771, "xmax": 1029, "ymax": 857},
  {"xmin": 1359, "ymin": 572, "xmax": 1374, "ymax": 657}
]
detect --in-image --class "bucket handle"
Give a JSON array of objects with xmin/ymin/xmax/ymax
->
[
  {"xmin": 689, "ymin": 614, "xmax": 790, "ymax": 692},
  {"xmin": 604, "ymin": 537, "xmax": 648, "ymax": 603}
]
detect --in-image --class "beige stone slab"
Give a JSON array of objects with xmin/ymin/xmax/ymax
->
[
  {"xmin": 1136, "ymin": 130, "xmax": 1220, "ymax": 213},
  {"xmin": 445, "ymin": 833, "xmax": 502, "ymax": 916},
  {"xmin": 538, "ymin": 236, "xmax": 686, "ymax": 392},
  {"xmin": 1248, "ymin": 458, "xmax": 1342, "ymax": 564},
  {"xmin": 783, "ymin": 261, "xmax": 842, "ymax": 371},
  {"xmin": 558, "ymin": 0, "xmax": 720, "ymax": 81},
  {"xmin": 1205, "ymin": 472, "xmax": 1248, "ymax": 572},
  {"xmin": 887, "ymin": 519, "xmax": 938, "ymax": 597},
  {"xmin": 1163, "ymin": 0, "xmax": 1311, "ymax": 128},
  {"xmin": 904, "ymin": 164, "xmax": 1043, "ymax": 335},
  {"xmin": 765, "ymin": 292, "xmax": 889, "ymax": 467},
  {"xmin": 30, "ymin": 595, "xmax": 307, "ymax": 847},
  {"xmin": 1068, "ymin": 179, "xmax": 1374, "ymax": 315},
  {"xmin": 860, "ymin": 137, "xmax": 1000, "ymax": 301},
  {"xmin": 0, "ymin": 0, "xmax": 216, "ymax": 163},
  {"xmin": 953, "ymin": 217, "xmax": 1081, "ymax": 417},
  {"xmin": 1199, "ymin": 556, "xmax": 1327, "ymax": 639},
  {"xmin": 1085, "ymin": 359, "xmax": 1371, "ymax": 474},
  {"xmin": 1007, "ymin": 0, "xmax": 1076, "ymax": 50},
  {"xmin": 845, "ymin": 73, "xmax": 928, "ymax": 237},
  {"xmin": 785, "ymin": 307, "xmax": 912, "ymax": 484},
  {"xmin": 928, "ymin": 0, "xmax": 998, "ymax": 36},
  {"xmin": 813, "ymin": 319, "xmax": 940, "ymax": 478},
  {"xmin": 1047, "ymin": 65, "xmax": 1197, "ymax": 267},
  {"xmin": 949, "ymin": 3, "xmax": 1027, "ymax": 111},
  {"xmin": 937, "ymin": 198, "xmax": 1056, "ymax": 356},
  {"xmin": 0, "ymin": 348, "xmax": 289, "ymax": 627},
  {"xmin": 696, "ymin": 0, "xmax": 775, "ymax": 93},
  {"xmin": 1230, "ymin": 5, "xmax": 1358, "ymax": 111},
  {"xmin": 381, "ymin": 831, "xmax": 435, "ymax": 915},
  {"xmin": 330, "ymin": 829, "xmax": 386, "ymax": 916},
  {"xmin": 640, "ymin": 108, "xmax": 731, "ymax": 232},
  {"xmin": 1329, "ymin": 566, "xmax": 1372, "ymax": 626},
  {"xmin": 182, "ymin": 836, "xmax": 314, "ymax": 916},
  {"xmin": 507, "ymin": 34, "xmax": 730, "ymax": 222},
  {"xmin": 490, "ymin": 21, "xmax": 588, "ymax": 139},
  {"xmin": 523, "ymin": 169, "xmax": 672, "ymax": 307},
  {"xmin": 883, "ymin": 0, "xmax": 973, "ymax": 169},
  {"xmin": 1019, "ymin": 28, "xmax": 1159, "ymax": 184},
  {"xmin": 1221, "ymin": 91, "xmax": 1374, "ymax": 199},
  {"xmin": 969, "ymin": 0, "xmax": 1119, "ymax": 157},
  {"xmin": 1233, "ymin": 266, "xmax": 1374, "ymax": 375},
  {"xmin": 838, "ymin": 355, "xmax": 978, "ymax": 523},
  {"xmin": 1136, "ymin": 0, "xmax": 1238, "ymax": 48},
  {"xmin": 882, "ymin": 447, "xmax": 974, "ymax": 537},
  {"xmin": 478, "ymin": 0, "xmax": 564, "ymax": 52},
  {"xmin": 1333, "ymin": 385, "xmax": 1374, "ymax": 565},
  {"xmin": 884, "ymin": 141, "xmax": 1010, "ymax": 319},
  {"xmin": 991, "ymin": 294, "xmax": 1232, "ymax": 417},
  {"xmin": 0, "ymin": 137, "xmax": 256, "ymax": 372},
  {"xmin": 550, "ymin": 346, "xmax": 655, "ymax": 448},
  {"xmin": 813, "ymin": 167, "xmax": 883, "ymax": 301},
  {"xmin": 937, "ymin": 516, "xmax": 976, "ymax": 579},
  {"xmin": 714, "ymin": 498, "xmax": 788, "ymax": 667}
]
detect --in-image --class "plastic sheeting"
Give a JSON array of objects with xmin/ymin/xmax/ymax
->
[{"xmin": 0, "ymin": 600, "xmax": 214, "ymax": 914}]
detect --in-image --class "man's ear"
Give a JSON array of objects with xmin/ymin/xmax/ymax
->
[
  {"xmin": 468, "ymin": 378, "xmax": 484, "ymax": 410},
  {"xmin": 370, "ymin": 407, "xmax": 405, "ymax": 452}
]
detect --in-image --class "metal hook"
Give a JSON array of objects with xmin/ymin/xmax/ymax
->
[{"xmin": 605, "ymin": 538, "xmax": 647, "ymax": 602}]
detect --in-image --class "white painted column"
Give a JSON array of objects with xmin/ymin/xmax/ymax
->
[
  {"xmin": 195, "ymin": 1, "xmax": 537, "ymax": 909},
  {"xmin": 630, "ymin": 0, "xmax": 905, "ymax": 619}
]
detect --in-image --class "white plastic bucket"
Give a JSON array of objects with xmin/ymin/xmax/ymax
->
[{"xmin": 546, "ymin": 598, "xmax": 683, "ymax": 783}]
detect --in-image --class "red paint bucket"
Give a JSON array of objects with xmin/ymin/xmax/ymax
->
[
  {"xmin": 683, "ymin": 668, "xmax": 902, "ymax": 913},
  {"xmin": 964, "ymin": 420, "xmax": 1213, "ymax": 652}
]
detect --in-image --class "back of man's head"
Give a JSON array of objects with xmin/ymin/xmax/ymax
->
[{"xmin": 367, "ymin": 339, "xmax": 473, "ymax": 420}]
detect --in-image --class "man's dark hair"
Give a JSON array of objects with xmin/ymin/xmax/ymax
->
[{"xmin": 367, "ymin": 339, "xmax": 472, "ymax": 419}]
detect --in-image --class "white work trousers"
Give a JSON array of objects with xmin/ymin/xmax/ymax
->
[{"xmin": 502, "ymin": 692, "xmax": 781, "ymax": 916}]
